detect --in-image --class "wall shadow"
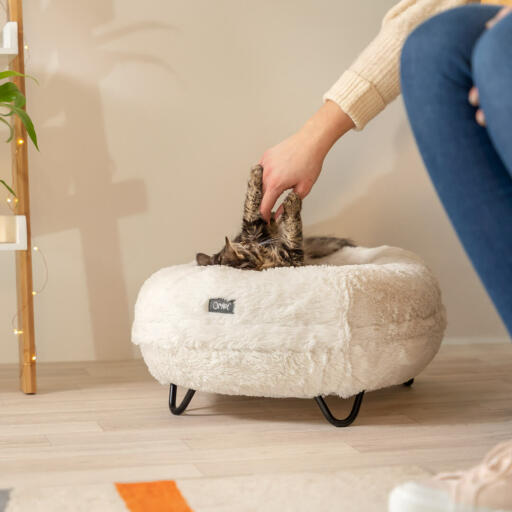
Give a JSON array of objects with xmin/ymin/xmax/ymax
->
[{"xmin": 27, "ymin": 0, "xmax": 176, "ymax": 359}]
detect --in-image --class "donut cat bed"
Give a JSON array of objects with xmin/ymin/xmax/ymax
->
[{"xmin": 131, "ymin": 245, "xmax": 446, "ymax": 427}]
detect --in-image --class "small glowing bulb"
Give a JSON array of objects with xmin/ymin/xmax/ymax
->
[
  {"xmin": 24, "ymin": 44, "xmax": 28, "ymax": 50},
  {"xmin": 17, "ymin": 138, "xmax": 24, "ymax": 145},
  {"xmin": 6, "ymin": 197, "xmax": 11, "ymax": 203},
  {"xmin": 14, "ymin": 198, "xmax": 18, "ymax": 203},
  {"xmin": 31, "ymin": 355, "xmax": 36, "ymax": 361},
  {"xmin": 13, "ymin": 329, "xmax": 23, "ymax": 335},
  {"xmin": 32, "ymin": 290, "xmax": 36, "ymax": 296},
  {"xmin": 33, "ymin": 246, "xmax": 39, "ymax": 251}
]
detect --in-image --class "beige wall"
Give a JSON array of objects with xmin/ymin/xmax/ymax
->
[{"xmin": 0, "ymin": 0, "xmax": 508, "ymax": 364}]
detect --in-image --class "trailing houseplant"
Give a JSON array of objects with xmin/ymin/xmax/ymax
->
[{"xmin": 0, "ymin": 69, "xmax": 38, "ymax": 198}]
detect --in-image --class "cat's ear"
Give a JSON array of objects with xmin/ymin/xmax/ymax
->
[
  {"xmin": 224, "ymin": 236, "xmax": 241, "ymax": 259},
  {"xmin": 196, "ymin": 253, "xmax": 212, "ymax": 266}
]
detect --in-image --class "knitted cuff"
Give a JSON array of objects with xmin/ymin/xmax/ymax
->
[{"xmin": 322, "ymin": 69, "xmax": 387, "ymax": 131}]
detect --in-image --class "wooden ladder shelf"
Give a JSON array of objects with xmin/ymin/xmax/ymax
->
[{"xmin": 7, "ymin": 0, "xmax": 36, "ymax": 394}]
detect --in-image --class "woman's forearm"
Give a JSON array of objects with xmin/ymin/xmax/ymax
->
[{"xmin": 299, "ymin": 100, "xmax": 355, "ymax": 160}]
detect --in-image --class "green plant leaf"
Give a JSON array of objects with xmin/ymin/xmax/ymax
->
[
  {"xmin": 0, "ymin": 102, "xmax": 38, "ymax": 150},
  {"xmin": 0, "ymin": 82, "xmax": 24, "ymax": 105},
  {"xmin": 0, "ymin": 72, "xmax": 39, "ymax": 150},
  {"xmin": 14, "ymin": 92, "xmax": 26, "ymax": 109},
  {"xmin": 0, "ymin": 70, "xmax": 39, "ymax": 85},
  {"xmin": 0, "ymin": 179, "xmax": 16, "ymax": 197},
  {"xmin": 0, "ymin": 115, "xmax": 14, "ymax": 142}
]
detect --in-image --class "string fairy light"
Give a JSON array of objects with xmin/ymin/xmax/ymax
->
[
  {"xmin": 11, "ymin": 243, "xmax": 49, "ymax": 368},
  {"xmin": 5, "ymin": 195, "xmax": 18, "ymax": 212},
  {"xmin": 2, "ymin": 187, "xmax": 47, "ymax": 364}
]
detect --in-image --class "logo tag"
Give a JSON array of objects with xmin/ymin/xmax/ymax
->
[{"xmin": 208, "ymin": 298, "xmax": 235, "ymax": 314}]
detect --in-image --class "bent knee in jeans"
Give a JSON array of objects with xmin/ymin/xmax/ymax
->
[{"xmin": 400, "ymin": 4, "xmax": 501, "ymax": 88}]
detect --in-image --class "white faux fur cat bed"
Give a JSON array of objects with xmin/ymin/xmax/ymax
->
[{"xmin": 131, "ymin": 244, "xmax": 446, "ymax": 427}]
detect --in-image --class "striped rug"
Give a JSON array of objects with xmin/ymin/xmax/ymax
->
[{"xmin": 0, "ymin": 466, "xmax": 431, "ymax": 511}]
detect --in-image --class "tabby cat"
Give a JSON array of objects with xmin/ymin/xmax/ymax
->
[{"xmin": 196, "ymin": 165, "xmax": 354, "ymax": 270}]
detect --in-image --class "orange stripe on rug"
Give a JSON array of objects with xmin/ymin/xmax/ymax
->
[{"xmin": 115, "ymin": 480, "xmax": 193, "ymax": 512}]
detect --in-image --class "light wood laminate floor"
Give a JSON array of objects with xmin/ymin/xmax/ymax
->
[{"xmin": 1, "ymin": 342, "xmax": 511, "ymax": 488}]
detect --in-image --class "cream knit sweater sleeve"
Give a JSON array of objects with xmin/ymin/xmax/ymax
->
[{"xmin": 323, "ymin": 0, "xmax": 476, "ymax": 130}]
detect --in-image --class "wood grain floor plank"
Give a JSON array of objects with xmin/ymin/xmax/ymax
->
[{"xmin": 0, "ymin": 342, "xmax": 510, "ymax": 487}]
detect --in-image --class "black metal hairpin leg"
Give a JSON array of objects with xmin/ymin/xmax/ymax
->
[
  {"xmin": 314, "ymin": 391, "xmax": 365, "ymax": 427},
  {"xmin": 169, "ymin": 384, "xmax": 196, "ymax": 415},
  {"xmin": 169, "ymin": 379, "xmax": 414, "ymax": 423}
]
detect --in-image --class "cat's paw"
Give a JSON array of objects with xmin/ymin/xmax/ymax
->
[
  {"xmin": 250, "ymin": 164, "xmax": 263, "ymax": 184},
  {"xmin": 283, "ymin": 191, "xmax": 302, "ymax": 215}
]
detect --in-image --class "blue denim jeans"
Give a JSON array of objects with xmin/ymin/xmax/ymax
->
[{"xmin": 400, "ymin": 4, "xmax": 512, "ymax": 337}]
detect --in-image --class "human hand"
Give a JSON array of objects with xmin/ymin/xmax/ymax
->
[
  {"xmin": 468, "ymin": 86, "xmax": 485, "ymax": 126},
  {"xmin": 258, "ymin": 130, "xmax": 323, "ymax": 222},
  {"xmin": 468, "ymin": 7, "xmax": 512, "ymax": 126},
  {"xmin": 258, "ymin": 100, "xmax": 354, "ymax": 222}
]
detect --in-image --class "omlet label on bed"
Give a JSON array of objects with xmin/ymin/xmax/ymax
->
[{"xmin": 208, "ymin": 298, "xmax": 235, "ymax": 314}]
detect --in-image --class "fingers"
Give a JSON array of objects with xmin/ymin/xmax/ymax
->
[
  {"xmin": 275, "ymin": 183, "xmax": 311, "ymax": 220},
  {"xmin": 259, "ymin": 161, "xmax": 281, "ymax": 222},
  {"xmin": 475, "ymin": 109, "xmax": 486, "ymax": 127},
  {"xmin": 260, "ymin": 185, "xmax": 284, "ymax": 223},
  {"xmin": 468, "ymin": 86, "xmax": 479, "ymax": 107},
  {"xmin": 468, "ymin": 86, "xmax": 486, "ymax": 126},
  {"xmin": 293, "ymin": 182, "xmax": 312, "ymax": 199}
]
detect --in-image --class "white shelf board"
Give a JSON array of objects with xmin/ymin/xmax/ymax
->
[
  {"xmin": 0, "ymin": 22, "xmax": 18, "ymax": 68},
  {"xmin": 0, "ymin": 214, "xmax": 27, "ymax": 250}
]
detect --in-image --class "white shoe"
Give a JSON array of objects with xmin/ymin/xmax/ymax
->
[{"xmin": 388, "ymin": 440, "xmax": 512, "ymax": 512}]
